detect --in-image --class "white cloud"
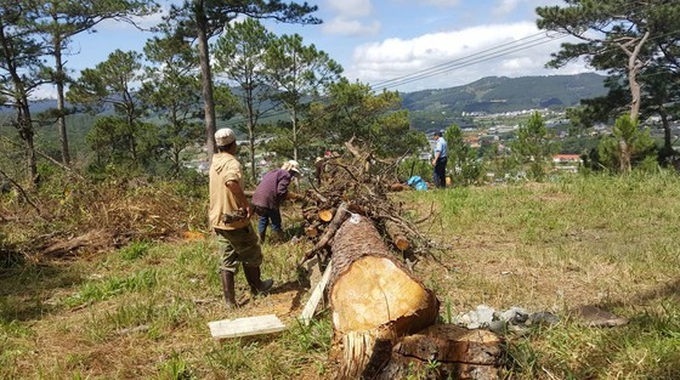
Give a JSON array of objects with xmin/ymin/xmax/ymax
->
[
  {"xmin": 322, "ymin": 18, "xmax": 380, "ymax": 36},
  {"xmin": 95, "ymin": 6, "xmax": 168, "ymax": 31},
  {"xmin": 326, "ymin": 0, "xmax": 373, "ymax": 18},
  {"xmin": 493, "ymin": 0, "xmax": 520, "ymax": 16},
  {"xmin": 492, "ymin": 0, "xmax": 567, "ymax": 17},
  {"xmin": 421, "ymin": 0, "xmax": 461, "ymax": 7},
  {"xmin": 346, "ymin": 22, "xmax": 593, "ymax": 91},
  {"xmin": 29, "ymin": 85, "xmax": 58, "ymax": 100}
]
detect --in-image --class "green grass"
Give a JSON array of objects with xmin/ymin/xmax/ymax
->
[{"xmin": 1, "ymin": 173, "xmax": 680, "ymax": 378}]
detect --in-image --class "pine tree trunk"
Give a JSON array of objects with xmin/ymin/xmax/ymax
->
[
  {"xmin": 195, "ymin": 5, "xmax": 217, "ymax": 162},
  {"xmin": 328, "ymin": 215, "xmax": 439, "ymax": 379}
]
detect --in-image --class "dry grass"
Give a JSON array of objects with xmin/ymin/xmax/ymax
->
[{"xmin": 2, "ymin": 172, "xmax": 680, "ymax": 379}]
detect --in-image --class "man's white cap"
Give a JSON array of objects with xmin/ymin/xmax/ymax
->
[
  {"xmin": 281, "ymin": 160, "xmax": 302, "ymax": 175},
  {"xmin": 214, "ymin": 128, "xmax": 236, "ymax": 146}
]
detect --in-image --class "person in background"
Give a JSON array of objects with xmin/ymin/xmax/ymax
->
[
  {"xmin": 431, "ymin": 130, "xmax": 448, "ymax": 188},
  {"xmin": 251, "ymin": 160, "xmax": 302, "ymax": 243},
  {"xmin": 209, "ymin": 128, "xmax": 273, "ymax": 309}
]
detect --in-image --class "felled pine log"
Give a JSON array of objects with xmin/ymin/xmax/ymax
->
[
  {"xmin": 328, "ymin": 214, "xmax": 439, "ymax": 379},
  {"xmin": 384, "ymin": 219, "xmax": 410, "ymax": 251}
]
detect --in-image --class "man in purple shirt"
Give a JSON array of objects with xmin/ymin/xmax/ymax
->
[{"xmin": 251, "ymin": 160, "xmax": 301, "ymax": 243}]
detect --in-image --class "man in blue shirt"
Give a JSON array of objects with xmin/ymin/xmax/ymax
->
[{"xmin": 431, "ymin": 130, "xmax": 448, "ymax": 188}]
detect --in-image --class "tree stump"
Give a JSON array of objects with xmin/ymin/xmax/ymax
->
[
  {"xmin": 328, "ymin": 214, "xmax": 439, "ymax": 379},
  {"xmin": 377, "ymin": 324, "xmax": 502, "ymax": 379}
]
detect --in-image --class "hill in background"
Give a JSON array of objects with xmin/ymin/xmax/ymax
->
[
  {"xmin": 401, "ymin": 73, "xmax": 607, "ymax": 115},
  {"xmin": 1, "ymin": 73, "xmax": 608, "ymax": 145}
]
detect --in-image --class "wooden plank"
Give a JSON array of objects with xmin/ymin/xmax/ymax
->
[
  {"xmin": 300, "ymin": 260, "xmax": 333, "ymax": 326},
  {"xmin": 208, "ymin": 314, "xmax": 286, "ymax": 340}
]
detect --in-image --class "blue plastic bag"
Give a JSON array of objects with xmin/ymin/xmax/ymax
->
[{"xmin": 406, "ymin": 175, "xmax": 428, "ymax": 191}]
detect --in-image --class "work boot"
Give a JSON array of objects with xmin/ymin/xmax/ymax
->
[
  {"xmin": 219, "ymin": 270, "xmax": 238, "ymax": 309},
  {"xmin": 243, "ymin": 265, "xmax": 274, "ymax": 295}
]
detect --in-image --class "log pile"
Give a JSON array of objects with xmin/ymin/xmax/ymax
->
[
  {"xmin": 296, "ymin": 142, "xmax": 503, "ymax": 379},
  {"xmin": 298, "ymin": 140, "xmax": 438, "ymax": 264}
]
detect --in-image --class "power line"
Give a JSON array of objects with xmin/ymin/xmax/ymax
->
[
  {"xmin": 376, "ymin": 34, "xmax": 568, "ymax": 90},
  {"xmin": 370, "ymin": 31, "xmax": 562, "ymax": 89}
]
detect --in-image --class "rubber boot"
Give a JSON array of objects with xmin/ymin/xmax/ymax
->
[
  {"xmin": 258, "ymin": 231, "xmax": 266, "ymax": 244},
  {"xmin": 243, "ymin": 265, "xmax": 274, "ymax": 295},
  {"xmin": 219, "ymin": 270, "xmax": 238, "ymax": 309}
]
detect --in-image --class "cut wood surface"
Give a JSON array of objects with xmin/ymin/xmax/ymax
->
[
  {"xmin": 301, "ymin": 202, "xmax": 350, "ymax": 263},
  {"xmin": 208, "ymin": 314, "xmax": 286, "ymax": 340},
  {"xmin": 304, "ymin": 225, "xmax": 319, "ymax": 238},
  {"xmin": 318, "ymin": 208, "xmax": 335, "ymax": 222},
  {"xmin": 329, "ymin": 215, "xmax": 438, "ymax": 335},
  {"xmin": 328, "ymin": 215, "xmax": 439, "ymax": 379},
  {"xmin": 300, "ymin": 260, "xmax": 333, "ymax": 326}
]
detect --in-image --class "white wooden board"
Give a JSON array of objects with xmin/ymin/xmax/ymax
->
[
  {"xmin": 300, "ymin": 260, "xmax": 333, "ymax": 326},
  {"xmin": 208, "ymin": 314, "xmax": 286, "ymax": 340}
]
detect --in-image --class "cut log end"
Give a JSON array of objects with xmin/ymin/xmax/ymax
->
[
  {"xmin": 394, "ymin": 238, "xmax": 410, "ymax": 251},
  {"xmin": 305, "ymin": 226, "xmax": 319, "ymax": 238},
  {"xmin": 318, "ymin": 208, "xmax": 335, "ymax": 222},
  {"xmin": 331, "ymin": 255, "xmax": 437, "ymax": 334}
]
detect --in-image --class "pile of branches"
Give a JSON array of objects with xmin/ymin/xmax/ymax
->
[
  {"xmin": 297, "ymin": 139, "xmax": 441, "ymax": 265},
  {"xmin": 1, "ymin": 175, "xmax": 205, "ymax": 262}
]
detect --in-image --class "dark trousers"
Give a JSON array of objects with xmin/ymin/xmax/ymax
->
[
  {"xmin": 433, "ymin": 157, "xmax": 448, "ymax": 188},
  {"xmin": 254, "ymin": 206, "xmax": 282, "ymax": 236}
]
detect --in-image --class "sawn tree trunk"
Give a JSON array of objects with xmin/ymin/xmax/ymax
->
[{"xmin": 328, "ymin": 214, "xmax": 439, "ymax": 379}]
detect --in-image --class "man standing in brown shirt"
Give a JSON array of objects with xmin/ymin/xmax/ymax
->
[{"xmin": 209, "ymin": 128, "xmax": 273, "ymax": 309}]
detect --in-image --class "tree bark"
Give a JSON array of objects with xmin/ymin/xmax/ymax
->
[
  {"xmin": 624, "ymin": 30, "xmax": 650, "ymax": 122},
  {"xmin": 194, "ymin": 2, "xmax": 217, "ymax": 162},
  {"xmin": 54, "ymin": 35, "xmax": 70, "ymax": 166},
  {"xmin": 328, "ymin": 215, "xmax": 439, "ymax": 379},
  {"xmin": 384, "ymin": 219, "xmax": 410, "ymax": 251},
  {"xmin": 660, "ymin": 110, "xmax": 673, "ymax": 154}
]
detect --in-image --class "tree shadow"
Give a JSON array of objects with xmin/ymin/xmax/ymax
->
[
  {"xmin": 0, "ymin": 261, "xmax": 85, "ymax": 322},
  {"xmin": 268, "ymin": 279, "xmax": 308, "ymax": 312},
  {"xmin": 566, "ymin": 277, "xmax": 680, "ymax": 378}
]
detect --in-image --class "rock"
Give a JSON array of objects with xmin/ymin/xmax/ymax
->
[
  {"xmin": 453, "ymin": 305, "xmax": 496, "ymax": 329},
  {"xmin": 475, "ymin": 305, "xmax": 495, "ymax": 326},
  {"xmin": 488, "ymin": 320, "xmax": 507, "ymax": 334},
  {"xmin": 571, "ymin": 305, "xmax": 629, "ymax": 328},
  {"xmin": 528, "ymin": 311, "xmax": 560, "ymax": 326},
  {"xmin": 499, "ymin": 307, "xmax": 529, "ymax": 325}
]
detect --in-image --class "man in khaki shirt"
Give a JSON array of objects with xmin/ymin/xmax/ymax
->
[{"xmin": 209, "ymin": 128, "xmax": 273, "ymax": 308}]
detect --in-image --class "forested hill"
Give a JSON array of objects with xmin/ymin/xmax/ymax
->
[
  {"xmin": 401, "ymin": 73, "xmax": 608, "ymax": 114},
  {"xmin": 6, "ymin": 73, "xmax": 607, "ymax": 118}
]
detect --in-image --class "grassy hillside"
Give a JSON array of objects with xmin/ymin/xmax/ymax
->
[{"xmin": 2, "ymin": 173, "xmax": 679, "ymax": 379}]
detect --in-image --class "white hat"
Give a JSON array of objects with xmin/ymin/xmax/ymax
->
[
  {"xmin": 214, "ymin": 128, "xmax": 236, "ymax": 146},
  {"xmin": 282, "ymin": 160, "xmax": 301, "ymax": 175}
]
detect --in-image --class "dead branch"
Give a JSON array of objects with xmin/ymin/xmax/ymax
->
[
  {"xmin": 300, "ymin": 202, "xmax": 350, "ymax": 265},
  {"xmin": 0, "ymin": 169, "xmax": 43, "ymax": 217},
  {"xmin": 413, "ymin": 202, "xmax": 437, "ymax": 224}
]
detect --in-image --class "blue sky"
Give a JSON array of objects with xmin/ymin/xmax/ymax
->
[{"xmin": 41, "ymin": 0, "xmax": 589, "ymax": 98}]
